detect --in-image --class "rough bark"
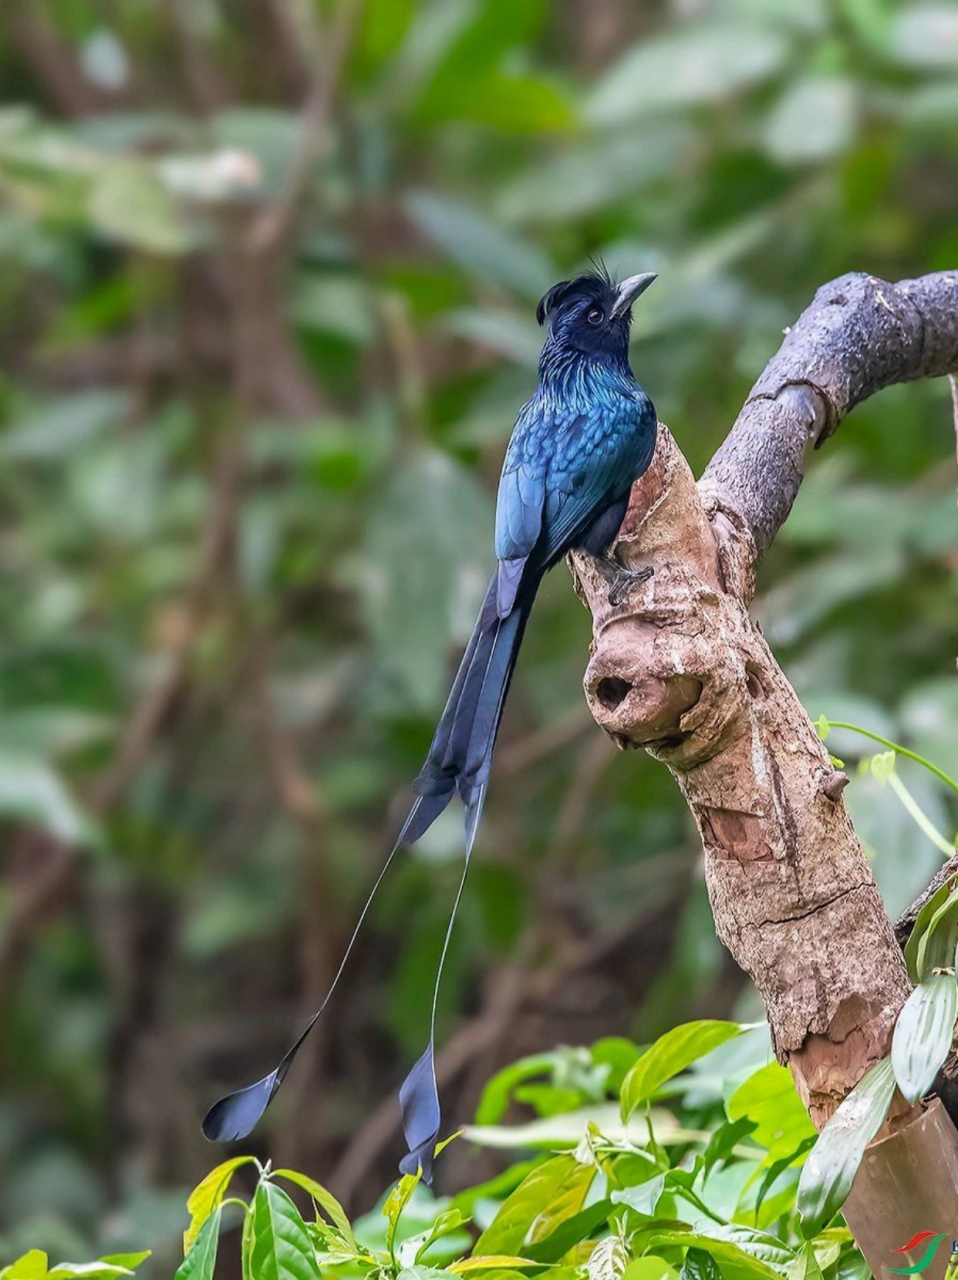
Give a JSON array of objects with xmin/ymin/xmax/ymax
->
[{"xmin": 572, "ymin": 271, "xmax": 958, "ymax": 1273}]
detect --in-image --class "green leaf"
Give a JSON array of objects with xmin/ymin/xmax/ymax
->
[
  {"xmin": 587, "ymin": 1237, "xmax": 629, "ymax": 1280},
  {"xmin": 184, "ymin": 1156, "xmax": 255, "ymax": 1251},
  {"xmin": 609, "ymin": 1174, "xmax": 666, "ymax": 1217},
  {"xmin": 814, "ymin": 716, "xmax": 831, "ymax": 740},
  {"xmin": 797, "ymin": 1057, "xmax": 897, "ymax": 1237},
  {"xmin": 97, "ymin": 1259, "xmax": 150, "ymax": 1273},
  {"xmin": 405, "ymin": 192, "xmax": 552, "ymax": 300},
  {"xmin": 272, "ymin": 1169, "xmax": 356, "ymax": 1249},
  {"xmin": 917, "ymin": 885, "xmax": 958, "ymax": 978},
  {"xmin": 522, "ymin": 1200, "xmax": 614, "ymax": 1263},
  {"xmin": 404, "ymin": 1208, "xmax": 470, "ymax": 1266},
  {"xmin": 892, "ymin": 975, "xmax": 958, "ymax": 1103},
  {"xmin": 466, "ymin": 1102, "xmax": 685, "ymax": 1150},
  {"xmin": 448, "ymin": 1257, "xmax": 541, "ymax": 1274},
  {"xmin": 475, "ymin": 1052, "xmax": 570, "ymax": 1125},
  {"xmin": 680, "ymin": 1249, "xmax": 722, "ymax": 1280},
  {"xmin": 763, "ymin": 77, "xmax": 857, "ymax": 165},
  {"xmin": 358, "ymin": 449, "xmax": 494, "ymax": 711},
  {"xmin": 384, "ymin": 1172, "xmax": 423, "ymax": 1263},
  {"xmin": 247, "ymin": 1183, "xmax": 321, "ymax": 1280},
  {"xmin": 175, "ymin": 1209, "xmax": 222, "ymax": 1280},
  {"xmin": 396, "ymin": 1269, "xmax": 456, "ymax": 1280},
  {"xmin": 705, "ymin": 1226, "xmax": 796, "ymax": 1273},
  {"xmin": 48, "ymin": 1268, "xmax": 136, "ymax": 1279},
  {"xmin": 903, "ymin": 877, "xmax": 956, "ymax": 981},
  {"xmin": 1, "ymin": 1252, "xmax": 49, "ymax": 1280},
  {"xmin": 753, "ymin": 1136, "xmax": 816, "ymax": 1216},
  {"xmin": 727, "ymin": 1062, "xmax": 816, "ymax": 1159},
  {"xmin": 700, "ymin": 1116, "xmax": 757, "ymax": 1175},
  {"xmin": 475, "ymin": 1155, "xmax": 595, "ymax": 1255},
  {"xmin": 588, "ymin": 26, "xmax": 787, "ymax": 124},
  {"xmin": 870, "ymin": 751, "xmax": 896, "ymax": 786},
  {"xmin": 623, "ymin": 1262, "xmax": 679, "ymax": 1280},
  {"xmin": 621, "ymin": 1022, "xmax": 742, "ymax": 1121},
  {"xmin": 649, "ymin": 1233, "xmax": 781, "ymax": 1280},
  {"xmin": 786, "ymin": 1243, "xmax": 825, "ymax": 1280}
]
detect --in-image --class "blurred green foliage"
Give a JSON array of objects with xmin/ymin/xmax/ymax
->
[{"xmin": 0, "ymin": 0, "xmax": 955, "ymax": 1274}]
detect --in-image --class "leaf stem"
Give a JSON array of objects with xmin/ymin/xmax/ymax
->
[
  {"xmin": 826, "ymin": 721, "xmax": 958, "ymax": 797},
  {"xmin": 887, "ymin": 772, "xmax": 956, "ymax": 858}
]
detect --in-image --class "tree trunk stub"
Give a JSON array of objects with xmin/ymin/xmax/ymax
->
[{"xmin": 571, "ymin": 271, "xmax": 958, "ymax": 1265}]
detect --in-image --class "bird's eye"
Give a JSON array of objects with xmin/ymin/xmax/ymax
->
[{"xmin": 587, "ymin": 306, "xmax": 603, "ymax": 325}]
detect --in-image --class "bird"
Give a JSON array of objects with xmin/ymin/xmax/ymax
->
[{"xmin": 202, "ymin": 267, "xmax": 659, "ymax": 1182}]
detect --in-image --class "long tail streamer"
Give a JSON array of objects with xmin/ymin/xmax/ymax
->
[{"xmin": 201, "ymin": 799, "xmax": 424, "ymax": 1143}]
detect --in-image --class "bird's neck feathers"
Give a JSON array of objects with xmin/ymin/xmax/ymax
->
[{"xmin": 536, "ymin": 341, "xmax": 636, "ymax": 408}]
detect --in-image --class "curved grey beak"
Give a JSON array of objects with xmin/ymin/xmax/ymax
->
[{"xmin": 610, "ymin": 272, "xmax": 657, "ymax": 320}]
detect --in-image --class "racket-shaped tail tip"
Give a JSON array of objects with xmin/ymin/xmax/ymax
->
[
  {"xmin": 399, "ymin": 1043, "xmax": 441, "ymax": 1184},
  {"xmin": 202, "ymin": 1068, "xmax": 280, "ymax": 1142}
]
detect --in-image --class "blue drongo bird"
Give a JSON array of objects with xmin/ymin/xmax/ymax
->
[{"xmin": 202, "ymin": 268, "xmax": 659, "ymax": 1180}]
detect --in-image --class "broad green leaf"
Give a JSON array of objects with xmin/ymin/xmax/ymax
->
[
  {"xmin": 358, "ymin": 449, "xmax": 494, "ymax": 710},
  {"xmin": 396, "ymin": 1269, "xmax": 456, "ymax": 1280},
  {"xmin": 621, "ymin": 1022, "xmax": 742, "ymax": 1121},
  {"xmin": 753, "ymin": 1137, "xmax": 816, "ymax": 1216},
  {"xmin": 892, "ymin": 5, "xmax": 958, "ymax": 67},
  {"xmin": 184, "ymin": 1156, "xmax": 255, "ymax": 1251},
  {"xmin": 96, "ymin": 1260, "xmax": 150, "ymax": 1273},
  {"xmin": 273, "ymin": 1169, "xmax": 356, "ymax": 1248},
  {"xmin": 410, "ymin": 1209, "xmax": 469, "ymax": 1264},
  {"xmin": 588, "ymin": 26, "xmax": 787, "ymax": 123},
  {"xmin": 649, "ymin": 1234, "xmax": 781, "ymax": 1280},
  {"xmin": 522, "ymin": 1200, "xmax": 614, "ymax": 1263},
  {"xmin": 48, "ymin": 1268, "xmax": 135, "ymax": 1279},
  {"xmin": 247, "ymin": 1183, "xmax": 321, "ymax": 1280},
  {"xmin": 680, "ymin": 1249, "xmax": 722, "ymax": 1280},
  {"xmin": 475, "ymin": 1051, "xmax": 578, "ymax": 1125},
  {"xmin": 2, "ymin": 1252, "xmax": 48, "ymax": 1280},
  {"xmin": 0, "ymin": 390, "xmax": 129, "ymax": 460},
  {"xmin": 466, "ymin": 1103, "xmax": 685, "ymax": 1150},
  {"xmin": 917, "ymin": 887, "xmax": 958, "ymax": 978},
  {"xmin": 903, "ymin": 877, "xmax": 955, "ymax": 981},
  {"xmin": 610, "ymin": 1174, "xmax": 666, "ymax": 1217},
  {"xmin": 763, "ymin": 77, "xmax": 857, "ymax": 165},
  {"xmin": 705, "ymin": 1226, "xmax": 796, "ymax": 1273},
  {"xmin": 475, "ymin": 1155, "xmax": 594, "ymax": 1255},
  {"xmin": 786, "ymin": 1243, "xmax": 825, "ymax": 1280},
  {"xmin": 727, "ymin": 1063, "xmax": 816, "ymax": 1159},
  {"xmin": 405, "ymin": 192, "xmax": 552, "ymax": 300},
  {"xmin": 623, "ymin": 1262, "xmax": 679, "ymax": 1280},
  {"xmin": 891, "ymin": 975, "xmax": 958, "ymax": 1103},
  {"xmin": 448, "ymin": 1258, "xmax": 541, "ymax": 1274},
  {"xmin": 0, "ymin": 752, "xmax": 98, "ymax": 846},
  {"xmin": 797, "ymin": 1057, "xmax": 897, "ymax": 1237},
  {"xmin": 175, "ymin": 1209, "xmax": 222, "ymax": 1280}
]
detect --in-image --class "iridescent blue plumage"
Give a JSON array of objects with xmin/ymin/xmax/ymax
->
[{"xmin": 202, "ymin": 268, "xmax": 659, "ymax": 1184}]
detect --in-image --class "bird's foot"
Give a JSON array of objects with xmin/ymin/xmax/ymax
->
[{"xmin": 595, "ymin": 556, "xmax": 653, "ymax": 606}]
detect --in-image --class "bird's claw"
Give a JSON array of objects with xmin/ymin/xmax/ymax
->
[{"xmin": 594, "ymin": 557, "xmax": 653, "ymax": 606}]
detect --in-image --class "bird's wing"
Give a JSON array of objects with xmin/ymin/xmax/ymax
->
[
  {"xmin": 539, "ymin": 398, "xmax": 652, "ymax": 560},
  {"xmin": 493, "ymin": 401, "xmax": 548, "ymax": 615}
]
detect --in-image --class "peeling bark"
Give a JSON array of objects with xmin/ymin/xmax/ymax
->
[{"xmin": 573, "ymin": 271, "xmax": 958, "ymax": 1270}]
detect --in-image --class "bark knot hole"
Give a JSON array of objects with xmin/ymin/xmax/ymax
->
[{"xmin": 595, "ymin": 677, "xmax": 631, "ymax": 710}]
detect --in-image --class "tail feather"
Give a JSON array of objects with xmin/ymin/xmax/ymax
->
[{"xmin": 411, "ymin": 571, "xmax": 536, "ymax": 841}]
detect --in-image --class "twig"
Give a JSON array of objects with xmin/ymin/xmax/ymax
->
[{"xmin": 247, "ymin": 0, "xmax": 361, "ymax": 255}]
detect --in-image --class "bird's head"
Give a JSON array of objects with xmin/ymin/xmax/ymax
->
[{"xmin": 536, "ymin": 269, "xmax": 656, "ymax": 365}]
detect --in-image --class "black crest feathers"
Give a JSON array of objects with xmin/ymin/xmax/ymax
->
[{"xmin": 535, "ymin": 264, "xmax": 615, "ymax": 326}]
